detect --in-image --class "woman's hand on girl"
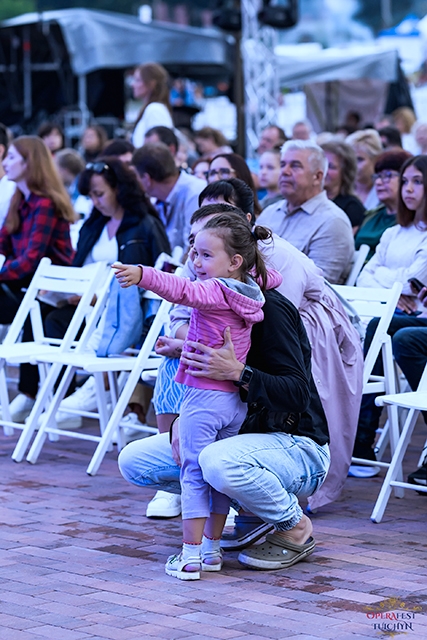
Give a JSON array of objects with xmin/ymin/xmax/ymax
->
[
  {"xmin": 112, "ymin": 262, "xmax": 142, "ymax": 287},
  {"xmin": 181, "ymin": 326, "xmax": 244, "ymax": 381}
]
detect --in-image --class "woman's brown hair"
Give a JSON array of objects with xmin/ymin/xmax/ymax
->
[
  {"xmin": 210, "ymin": 153, "xmax": 262, "ymax": 217},
  {"xmin": 133, "ymin": 63, "xmax": 172, "ymax": 128},
  {"xmin": 202, "ymin": 209, "xmax": 272, "ymax": 290},
  {"xmin": 4, "ymin": 136, "xmax": 76, "ymax": 234},
  {"xmin": 398, "ymin": 155, "xmax": 427, "ymax": 227}
]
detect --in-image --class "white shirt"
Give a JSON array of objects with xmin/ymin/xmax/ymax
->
[
  {"xmin": 132, "ymin": 102, "xmax": 173, "ymax": 149},
  {"xmin": 0, "ymin": 176, "xmax": 16, "ymax": 228},
  {"xmin": 357, "ymin": 223, "xmax": 427, "ymax": 296},
  {"xmin": 83, "ymin": 226, "xmax": 118, "ymax": 266}
]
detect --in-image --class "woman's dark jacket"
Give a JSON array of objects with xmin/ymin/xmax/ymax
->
[{"xmin": 73, "ymin": 207, "xmax": 171, "ymax": 267}]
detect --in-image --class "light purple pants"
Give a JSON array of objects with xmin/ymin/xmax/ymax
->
[{"xmin": 179, "ymin": 386, "xmax": 247, "ymax": 519}]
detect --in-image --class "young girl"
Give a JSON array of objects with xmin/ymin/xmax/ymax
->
[{"xmin": 113, "ymin": 209, "xmax": 281, "ymax": 580}]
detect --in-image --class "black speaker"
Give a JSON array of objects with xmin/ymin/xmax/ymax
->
[
  {"xmin": 258, "ymin": 0, "xmax": 298, "ymax": 29},
  {"xmin": 212, "ymin": 0, "xmax": 242, "ymax": 32}
]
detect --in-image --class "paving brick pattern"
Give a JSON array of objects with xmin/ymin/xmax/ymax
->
[{"xmin": 0, "ymin": 422, "xmax": 426, "ymax": 639}]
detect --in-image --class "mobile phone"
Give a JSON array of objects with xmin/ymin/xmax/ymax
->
[{"xmin": 408, "ymin": 277, "xmax": 427, "ymax": 293}]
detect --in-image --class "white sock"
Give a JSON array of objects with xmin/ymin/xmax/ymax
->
[
  {"xmin": 181, "ymin": 542, "xmax": 201, "ymax": 562},
  {"xmin": 201, "ymin": 535, "xmax": 221, "ymax": 556}
]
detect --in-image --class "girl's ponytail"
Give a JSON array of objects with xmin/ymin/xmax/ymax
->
[{"xmin": 252, "ymin": 225, "xmax": 272, "ymax": 290}]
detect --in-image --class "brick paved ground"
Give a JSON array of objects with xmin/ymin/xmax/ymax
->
[{"xmin": 0, "ymin": 418, "xmax": 426, "ymax": 640}]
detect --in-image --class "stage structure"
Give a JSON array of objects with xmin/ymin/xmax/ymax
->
[{"xmin": 240, "ymin": 0, "xmax": 280, "ymax": 158}]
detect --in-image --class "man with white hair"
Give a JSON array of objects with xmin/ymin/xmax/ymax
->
[{"xmin": 257, "ymin": 140, "xmax": 354, "ymax": 284}]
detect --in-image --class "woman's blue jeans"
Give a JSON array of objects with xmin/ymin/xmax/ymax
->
[{"xmin": 118, "ymin": 431, "xmax": 330, "ymax": 530}]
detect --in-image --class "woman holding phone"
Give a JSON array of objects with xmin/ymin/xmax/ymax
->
[{"xmin": 352, "ymin": 154, "xmax": 427, "ymax": 471}]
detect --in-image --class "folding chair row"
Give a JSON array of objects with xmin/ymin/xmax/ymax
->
[
  {"xmin": 11, "ymin": 261, "xmax": 182, "ymax": 470},
  {"xmin": 331, "ymin": 283, "xmax": 404, "ymax": 492},
  {"xmin": 0, "ymin": 259, "xmax": 111, "ymax": 438},
  {"xmin": 19, "ymin": 293, "xmax": 173, "ymax": 474}
]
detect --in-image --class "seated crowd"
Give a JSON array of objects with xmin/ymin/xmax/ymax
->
[{"xmin": 1, "ymin": 62, "xmax": 427, "ymax": 581}]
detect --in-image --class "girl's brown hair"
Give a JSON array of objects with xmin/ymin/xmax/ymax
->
[
  {"xmin": 133, "ymin": 63, "xmax": 172, "ymax": 128},
  {"xmin": 202, "ymin": 210, "xmax": 272, "ymax": 290},
  {"xmin": 398, "ymin": 155, "xmax": 427, "ymax": 228},
  {"xmin": 4, "ymin": 136, "xmax": 76, "ymax": 234}
]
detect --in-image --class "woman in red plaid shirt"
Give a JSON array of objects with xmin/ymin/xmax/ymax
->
[{"xmin": 0, "ymin": 135, "xmax": 75, "ymax": 420}]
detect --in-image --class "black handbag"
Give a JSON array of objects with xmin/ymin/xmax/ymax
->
[{"xmin": 239, "ymin": 402, "xmax": 299, "ymax": 435}]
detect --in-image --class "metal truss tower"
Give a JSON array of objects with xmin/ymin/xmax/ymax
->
[{"xmin": 240, "ymin": 0, "xmax": 280, "ymax": 157}]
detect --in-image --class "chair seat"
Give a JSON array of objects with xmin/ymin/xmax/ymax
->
[
  {"xmin": 1, "ymin": 343, "xmax": 61, "ymax": 362},
  {"xmin": 376, "ymin": 392, "xmax": 427, "ymax": 412}
]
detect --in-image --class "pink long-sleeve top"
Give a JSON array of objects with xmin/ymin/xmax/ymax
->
[{"xmin": 138, "ymin": 266, "xmax": 282, "ymax": 392}]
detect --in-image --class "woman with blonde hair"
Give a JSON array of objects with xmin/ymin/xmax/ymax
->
[
  {"xmin": 0, "ymin": 135, "xmax": 75, "ymax": 421},
  {"xmin": 131, "ymin": 62, "xmax": 173, "ymax": 149},
  {"xmin": 346, "ymin": 128, "xmax": 383, "ymax": 209}
]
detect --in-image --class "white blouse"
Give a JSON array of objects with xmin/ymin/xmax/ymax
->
[
  {"xmin": 357, "ymin": 223, "xmax": 427, "ymax": 295},
  {"xmin": 84, "ymin": 225, "xmax": 119, "ymax": 266},
  {"xmin": 132, "ymin": 102, "xmax": 173, "ymax": 149}
]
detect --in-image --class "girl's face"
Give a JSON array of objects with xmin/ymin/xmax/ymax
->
[
  {"xmin": 132, "ymin": 70, "xmax": 150, "ymax": 100},
  {"xmin": 258, "ymin": 151, "xmax": 281, "ymax": 190},
  {"xmin": 82, "ymin": 128, "xmax": 101, "ymax": 152},
  {"xmin": 354, "ymin": 146, "xmax": 375, "ymax": 185},
  {"xmin": 208, "ymin": 157, "xmax": 236, "ymax": 183},
  {"xmin": 89, "ymin": 173, "xmax": 119, "ymax": 218},
  {"xmin": 2, "ymin": 145, "xmax": 27, "ymax": 183},
  {"xmin": 192, "ymin": 229, "xmax": 239, "ymax": 280},
  {"xmin": 324, "ymin": 151, "xmax": 342, "ymax": 193},
  {"xmin": 42, "ymin": 129, "xmax": 63, "ymax": 153},
  {"xmin": 401, "ymin": 164, "xmax": 425, "ymax": 212}
]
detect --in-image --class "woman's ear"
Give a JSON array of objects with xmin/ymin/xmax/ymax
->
[{"xmin": 229, "ymin": 253, "xmax": 244, "ymax": 274}]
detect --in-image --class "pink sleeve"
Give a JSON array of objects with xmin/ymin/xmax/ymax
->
[
  {"xmin": 252, "ymin": 268, "xmax": 283, "ymax": 290},
  {"xmin": 139, "ymin": 267, "xmax": 230, "ymax": 310}
]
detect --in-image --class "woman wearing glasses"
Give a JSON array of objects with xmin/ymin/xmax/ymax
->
[
  {"xmin": 354, "ymin": 150, "xmax": 412, "ymax": 260},
  {"xmin": 208, "ymin": 153, "xmax": 262, "ymax": 217}
]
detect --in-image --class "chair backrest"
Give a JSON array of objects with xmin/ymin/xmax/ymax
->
[
  {"xmin": 3, "ymin": 258, "xmax": 109, "ymax": 349},
  {"xmin": 345, "ymin": 244, "xmax": 370, "ymax": 286},
  {"xmin": 332, "ymin": 283, "xmax": 403, "ymax": 387}
]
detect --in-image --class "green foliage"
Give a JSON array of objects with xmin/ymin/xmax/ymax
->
[{"xmin": 0, "ymin": 0, "xmax": 36, "ymax": 21}]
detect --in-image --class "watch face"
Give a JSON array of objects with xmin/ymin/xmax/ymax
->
[{"xmin": 240, "ymin": 366, "xmax": 253, "ymax": 386}]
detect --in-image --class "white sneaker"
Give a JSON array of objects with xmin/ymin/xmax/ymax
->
[
  {"xmin": 59, "ymin": 376, "xmax": 111, "ymax": 413},
  {"xmin": 146, "ymin": 491, "xmax": 181, "ymax": 518},
  {"xmin": 348, "ymin": 465, "xmax": 381, "ymax": 478},
  {"xmin": 3, "ymin": 394, "xmax": 35, "ymax": 423},
  {"xmin": 122, "ymin": 412, "xmax": 152, "ymax": 439}
]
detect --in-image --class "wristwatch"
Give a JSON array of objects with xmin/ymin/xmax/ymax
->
[{"xmin": 234, "ymin": 365, "xmax": 254, "ymax": 387}]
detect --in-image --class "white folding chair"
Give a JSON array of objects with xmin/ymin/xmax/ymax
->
[
  {"xmin": 10, "ymin": 266, "xmax": 114, "ymax": 459},
  {"xmin": 371, "ymin": 364, "xmax": 427, "ymax": 523},
  {"xmin": 24, "ymin": 293, "xmax": 174, "ymax": 474},
  {"xmin": 332, "ymin": 283, "xmax": 403, "ymax": 483},
  {"xmin": 0, "ymin": 259, "xmax": 108, "ymax": 438},
  {"xmin": 345, "ymin": 244, "xmax": 370, "ymax": 286}
]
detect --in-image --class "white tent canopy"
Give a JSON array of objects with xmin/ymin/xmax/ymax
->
[
  {"xmin": 277, "ymin": 46, "xmax": 399, "ymax": 88},
  {"xmin": 1, "ymin": 8, "xmax": 234, "ymax": 76}
]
